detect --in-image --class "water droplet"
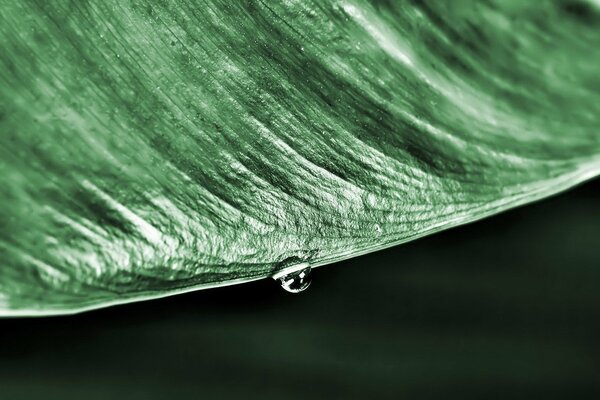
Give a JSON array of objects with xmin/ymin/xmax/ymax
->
[{"xmin": 272, "ymin": 263, "xmax": 312, "ymax": 293}]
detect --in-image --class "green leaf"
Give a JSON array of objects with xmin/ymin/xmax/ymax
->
[{"xmin": 1, "ymin": 1, "xmax": 599, "ymax": 315}]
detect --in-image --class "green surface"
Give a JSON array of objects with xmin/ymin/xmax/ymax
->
[{"xmin": 1, "ymin": 1, "xmax": 600, "ymax": 314}]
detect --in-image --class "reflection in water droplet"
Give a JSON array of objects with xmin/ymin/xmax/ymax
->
[{"xmin": 273, "ymin": 263, "xmax": 312, "ymax": 293}]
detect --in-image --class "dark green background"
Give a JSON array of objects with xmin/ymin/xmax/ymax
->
[{"xmin": 1, "ymin": 180, "xmax": 599, "ymax": 399}]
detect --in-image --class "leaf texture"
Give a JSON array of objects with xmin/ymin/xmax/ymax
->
[{"xmin": 1, "ymin": 0, "xmax": 599, "ymax": 315}]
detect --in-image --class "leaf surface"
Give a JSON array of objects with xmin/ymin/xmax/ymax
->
[{"xmin": 1, "ymin": 0, "xmax": 599, "ymax": 315}]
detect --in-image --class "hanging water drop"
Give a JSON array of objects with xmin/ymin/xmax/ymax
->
[{"xmin": 272, "ymin": 262, "xmax": 312, "ymax": 293}]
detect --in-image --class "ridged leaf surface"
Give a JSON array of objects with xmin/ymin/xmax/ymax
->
[{"xmin": 1, "ymin": 0, "xmax": 599, "ymax": 315}]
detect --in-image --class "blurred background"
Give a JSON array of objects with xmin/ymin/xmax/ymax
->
[{"xmin": 1, "ymin": 180, "xmax": 599, "ymax": 399}]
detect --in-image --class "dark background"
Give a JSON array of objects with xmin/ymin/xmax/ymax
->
[{"xmin": 1, "ymin": 181, "xmax": 599, "ymax": 400}]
